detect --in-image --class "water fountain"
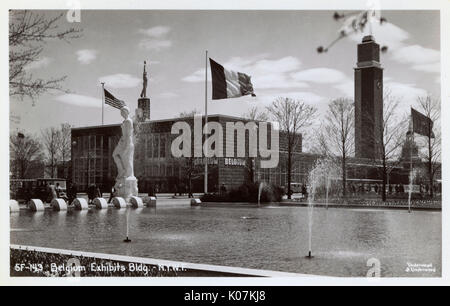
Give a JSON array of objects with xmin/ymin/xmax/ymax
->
[
  {"xmin": 305, "ymin": 158, "xmax": 340, "ymax": 258},
  {"xmin": 258, "ymin": 182, "xmax": 265, "ymax": 206},
  {"xmin": 325, "ymin": 175, "xmax": 331, "ymax": 210},
  {"xmin": 306, "ymin": 164, "xmax": 318, "ymax": 259},
  {"xmin": 123, "ymin": 209, "xmax": 131, "ymax": 243}
]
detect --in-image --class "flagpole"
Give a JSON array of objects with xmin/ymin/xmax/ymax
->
[
  {"xmin": 204, "ymin": 50, "xmax": 208, "ymax": 194},
  {"xmin": 409, "ymin": 114, "xmax": 413, "ymax": 213},
  {"xmin": 101, "ymin": 82, "xmax": 105, "ymax": 125}
]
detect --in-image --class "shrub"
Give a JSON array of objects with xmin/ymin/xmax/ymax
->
[{"xmin": 200, "ymin": 182, "xmax": 285, "ymax": 203}]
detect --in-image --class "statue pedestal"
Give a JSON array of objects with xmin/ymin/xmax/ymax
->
[
  {"xmin": 115, "ymin": 176, "xmax": 138, "ymax": 202},
  {"xmin": 138, "ymin": 97, "xmax": 150, "ymax": 121}
]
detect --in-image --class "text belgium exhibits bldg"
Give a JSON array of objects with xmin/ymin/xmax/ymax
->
[{"xmin": 71, "ymin": 35, "xmax": 439, "ymax": 193}]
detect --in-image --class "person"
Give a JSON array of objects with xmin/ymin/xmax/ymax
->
[
  {"xmin": 49, "ymin": 183, "xmax": 57, "ymax": 202},
  {"xmin": 301, "ymin": 184, "xmax": 307, "ymax": 199},
  {"xmin": 148, "ymin": 184, "xmax": 154, "ymax": 197},
  {"xmin": 87, "ymin": 184, "xmax": 96, "ymax": 204},
  {"xmin": 55, "ymin": 183, "xmax": 62, "ymax": 197},
  {"xmin": 68, "ymin": 183, "xmax": 77, "ymax": 204},
  {"xmin": 95, "ymin": 185, "xmax": 102, "ymax": 199},
  {"xmin": 174, "ymin": 184, "xmax": 178, "ymax": 197},
  {"xmin": 220, "ymin": 183, "xmax": 227, "ymax": 195},
  {"xmin": 178, "ymin": 182, "xmax": 184, "ymax": 196},
  {"xmin": 24, "ymin": 186, "xmax": 32, "ymax": 204},
  {"xmin": 108, "ymin": 185, "xmax": 116, "ymax": 204}
]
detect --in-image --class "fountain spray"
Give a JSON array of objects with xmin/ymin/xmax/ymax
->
[
  {"xmin": 258, "ymin": 182, "xmax": 264, "ymax": 207},
  {"xmin": 306, "ymin": 163, "xmax": 318, "ymax": 259},
  {"xmin": 123, "ymin": 208, "xmax": 131, "ymax": 243}
]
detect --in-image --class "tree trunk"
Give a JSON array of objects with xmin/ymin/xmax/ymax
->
[
  {"xmin": 287, "ymin": 147, "xmax": 292, "ymax": 200},
  {"xmin": 342, "ymin": 152, "xmax": 346, "ymax": 198},
  {"xmin": 188, "ymin": 173, "xmax": 192, "ymax": 197},
  {"xmin": 428, "ymin": 138, "xmax": 433, "ymax": 199},
  {"xmin": 428, "ymin": 157, "xmax": 433, "ymax": 199},
  {"xmin": 382, "ymin": 157, "xmax": 387, "ymax": 202},
  {"xmin": 20, "ymin": 161, "xmax": 26, "ymax": 179}
]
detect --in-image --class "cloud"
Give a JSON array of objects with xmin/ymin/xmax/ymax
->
[
  {"xmin": 99, "ymin": 74, "xmax": 141, "ymax": 88},
  {"xmin": 182, "ymin": 68, "xmax": 207, "ymax": 82},
  {"xmin": 347, "ymin": 21, "xmax": 410, "ymax": 51},
  {"xmin": 183, "ymin": 55, "xmax": 307, "ymax": 89},
  {"xmin": 138, "ymin": 26, "xmax": 171, "ymax": 38},
  {"xmin": 412, "ymin": 63, "xmax": 440, "ymax": 73},
  {"xmin": 76, "ymin": 49, "xmax": 98, "ymax": 64},
  {"xmin": 24, "ymin": 57, "xmax": 53, "ymax": 70},
  {"xmin": 254, "ymin": 91, "xmax": 325, "ymax": 106},
  {"xmin": 139, "ymin": 39, "xmax": 172, "ymax": 51},
  {"xmin": 346, "ymin": 21, "xmax": 440, "ymax": 74},
  {"xmin": 333, "ymin": 81, "xmax": 354, "ymax": 98},
  {"xmin": 385, "ymin": 82, "xmax": 428, "ymax": 115},
  {"xmin": 391, "ymin": 45, "xmax": 439, "ymax": 65},
  {"xmin": 158, "ymin": 92, "xmax": 179, "ymax": 99},
  {"xmin": 291, "ymin": 68, "xmax": 348, "ymax": 84},
  {"xmin": 54, "ymin": 94, "xmax": 102, "ymax": 108},
  {"xmin": 138, "ymin": 26, "xmax": 172, "ymax": 51}
]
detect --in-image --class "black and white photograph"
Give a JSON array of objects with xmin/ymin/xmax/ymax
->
[{"xmin": 1, "ymin": 0, "xmax": 449, "ymax": 288}]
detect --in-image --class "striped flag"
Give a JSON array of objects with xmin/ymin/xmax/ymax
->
[
  {"xmin": 209, "ymin": 58, "xmax": 256, "ymax": 100},
  {"xmin": 411, "ymin": 108, "xmax": 435, "ymax": 138},
  {"xmin": 104, "ymin": 89, "xmax": 125, "ymax": 109}
]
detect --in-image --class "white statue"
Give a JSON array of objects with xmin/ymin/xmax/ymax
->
[{"xmin": 113, "ymin": 106, "xmax": 138, "ymax": 200}]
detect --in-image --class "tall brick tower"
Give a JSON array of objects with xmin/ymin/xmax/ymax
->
[{"xmin": 354, "ymin": 35, "xmax": 383, "ymax": 159}]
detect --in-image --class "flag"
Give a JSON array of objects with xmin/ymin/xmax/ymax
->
[
  {"xmin": 104, "ymin": 89, "xmax": 125, "ymax": 109},
  {"xmin": 411, "ymin": 108, "xmax": 435, "ymax": 138},
  {"xmin": 209, "ymin": 58, "xmax": 256, "ymax": 100}
]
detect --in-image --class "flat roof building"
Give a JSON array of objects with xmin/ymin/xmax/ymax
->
[{"xmin": 71, "ymin": 114, "xmax": 304, "ymax": 193}]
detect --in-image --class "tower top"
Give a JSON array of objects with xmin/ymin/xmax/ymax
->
[
  {"xmin": 356, "ymin": 35, "xmax": 381, "ymax": 68},
  {"xmin": 362, "ymin": 35, "xmax": 376, "ymax": 43}
]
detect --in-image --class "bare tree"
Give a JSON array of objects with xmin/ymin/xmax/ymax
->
[
  {"xmin": 10, "ymin": 132, "xmax": 43, "ymax": 179},
  {"xmin": 179, "ymin": 109, "xmax": 201, "ymax": 118},
  {"xmin": 368, "ymin": 92, "xmax": 408, "ymax": 201},
  {"xmin": 41, "ymin": 127, "xmax": 61, "ymax": 178},
  {"xmin": 239, "ymin": 106, "xmax": 269, "ymax": 183},
  {"xmin": 416, "ymin": 95, "xmax": 441, "ymax": 198},
  {"xmin": 242, "ymin": 106, "xmax": 269, "ymax": 121},
  {"xmin": 175, "ymin": 111, "xmax": 202, "ymax": 196},
  {"xmin": 58, "ymin": 123, "xmax": 72, "ymax": 179},
  {"xmin": 266, "ymin": 97, "xmax": 317, "ymax": 199},
  {"xmin": 9, "ymin": 10, "xmax": 81, "ymax": 102},
  {"xmin": 320, "ymin": 98, "xmax": 355, "ymax": 197}
]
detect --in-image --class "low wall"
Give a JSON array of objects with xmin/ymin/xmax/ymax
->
[{"xmin": 278, "ymin": 198, "xmax": 441, "ymax": 210}]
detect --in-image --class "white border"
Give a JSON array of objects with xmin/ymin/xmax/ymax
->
[{"xmin": 1, "ymin": 0, "xmax": 448, "ymax": 286}]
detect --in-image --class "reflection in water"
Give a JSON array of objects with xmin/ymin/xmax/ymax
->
[
  {"xmin": 10, "ymin": 206, "xmax": 441, "ymax": 277},
  {"xmin": 31, "ymin": 211, "xmax": 45, "ymax": 222}
]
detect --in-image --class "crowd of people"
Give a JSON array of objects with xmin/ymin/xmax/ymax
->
[{"xmin": 10, "ymin": 248, "xmax": 181, "ymax": 277}]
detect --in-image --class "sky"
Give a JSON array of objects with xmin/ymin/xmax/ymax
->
[{"xmin": 10, "ymin": 10, "xmax": 441, "ymax": 138}]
